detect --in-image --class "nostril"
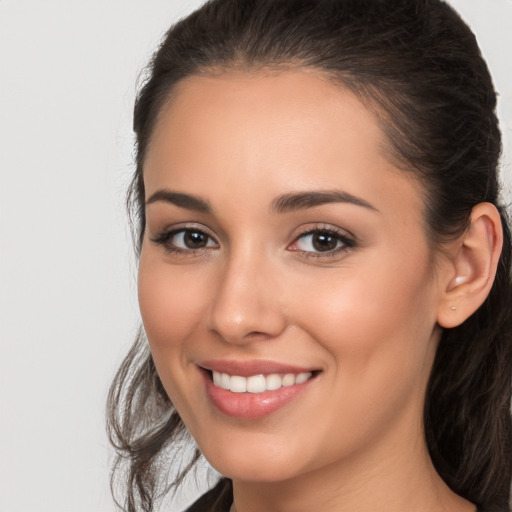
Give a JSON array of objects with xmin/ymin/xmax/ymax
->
[{"xmin": 245, "ymin": 330, "xmax": 270, "ymax": 339}]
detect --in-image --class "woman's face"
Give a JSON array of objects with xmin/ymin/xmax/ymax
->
[{"xmin": 138, "ymin": 70, "xmax": 446, "ymax": 483}]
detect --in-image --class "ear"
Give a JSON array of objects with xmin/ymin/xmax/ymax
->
[{"xmin": 437, "ymin": 203, "xmax": 503, "ymax": 328}]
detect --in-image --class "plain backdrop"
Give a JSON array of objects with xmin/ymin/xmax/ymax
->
[{"xmin": 0, "ymin": 1, "xmax": 511, "ymax": 511}]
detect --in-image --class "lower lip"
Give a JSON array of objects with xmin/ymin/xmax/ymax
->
[{"xmin": 201, "ymin": 370, "xmax": 315, "ymax": 419}]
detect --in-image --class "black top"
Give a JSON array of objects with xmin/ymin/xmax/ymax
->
[
  {"xmin": 184, "ymin": 479, "xmax": 233, "ymax": 512},
  {"xmin": 184, "ymin": 478, "xmax": 508, "ymax": 512}
]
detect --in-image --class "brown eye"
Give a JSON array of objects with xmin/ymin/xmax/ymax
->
[
  {"xmin": 311, "ymin": 232, "xmax": 339, "ymax": 252},
  {"xmin": 183, "ymin": 230, "xmax": 210, "ymax": 249},
  {"xmin": 290, "ymin": 228, "xmax": 355, "ymax": 256},
  {"xmin": 152, "ymin": 228, "xmax": 218, "ymax": 252}
]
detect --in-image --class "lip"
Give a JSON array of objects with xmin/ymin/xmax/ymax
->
[
  {"xmin": 198, "ymin": 360, "xmax": 320, "ymax": 419},
  {"xmin": 198, "ymin": 359, "xmax": 318, "ymax": 377}
]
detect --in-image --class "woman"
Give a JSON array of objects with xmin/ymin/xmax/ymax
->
[{"xmin": 107, "ymin": 0, "xmax": 512, "ymax": 511}]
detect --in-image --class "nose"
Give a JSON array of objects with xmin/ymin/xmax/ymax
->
[{"xmin": 207, "ymin": 251, "xmax": 287, "ymax": 344}]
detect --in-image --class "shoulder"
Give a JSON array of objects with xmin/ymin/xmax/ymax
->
[{"xmin": 183, "ymin": 478, "xmax": 233, "ymax": 512}]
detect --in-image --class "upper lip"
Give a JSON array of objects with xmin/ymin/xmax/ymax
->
[{"xmin": 198, "ymin": 359, "xmax": 319, "ymax": 376}]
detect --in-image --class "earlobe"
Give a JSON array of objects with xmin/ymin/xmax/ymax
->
[{"xmin": 437, "ymin": 203, "xmax": 503, "ymax": 329}]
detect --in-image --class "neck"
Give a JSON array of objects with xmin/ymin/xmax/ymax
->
[{"xmin": 230, "ymin": 420, "xmax": 474, "ymax": 512}]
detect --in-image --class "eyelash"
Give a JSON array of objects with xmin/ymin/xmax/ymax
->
[
  {"xmin": 150, "ymin": 225, "xmax": 355, "ymax": 258},
  {"xmin": 151, "ymin": 227, "xmax": 219, "ymax": 255},
  {"xmin": 289, "ymin": 226, "xmax": 355, "ymax": 259}
]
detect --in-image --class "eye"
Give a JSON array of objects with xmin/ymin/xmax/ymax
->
[
  {"xmin": 289, "ymin": 228, "xmax": 354, "ymax": 256},
  {"xmin": 151, "ymin": 227, "xmax": 218, "ymax": 253},
  {"xmin": 172, "ymin": 229, "xmax": 217, "ymax": 249}
]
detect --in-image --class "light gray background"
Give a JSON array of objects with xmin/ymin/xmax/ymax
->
[{"xmin": 0, "ymin": 1, "xmax": 511, "ymax": 511}]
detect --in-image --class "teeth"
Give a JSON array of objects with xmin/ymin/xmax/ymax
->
[
  {"xmin": 266, "ymin": 374, "xmax": 282, "ymax": 391},
  {"xmin": 229, "ymin": 375, "xmax": 247, "ymax": 393},
  {"xmin": 282, "ymin": 374, "xmax": 295, "ymax": 387},
  {"xmin": 247, "ymin": 375, "xmax": 266, "ymax": 393},
  {"xmin": 211, "ymin": 371, "xmax": 313, "ymax": 393},
  {"xmin": 295, "ymin": 372, "xmax": 311, "ymax": 384},
  {"xmin": 220, "ymin": 372, "xmax": 230, "ymax": 389}
]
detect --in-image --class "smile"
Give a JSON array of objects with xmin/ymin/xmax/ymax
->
[
  {"xmin": 212, "ymin": 371, "xmax": 313, "ymax": 393},
  {"xmin": 198, "ymin": 361, "xmax": 320, "ymax": 419}
]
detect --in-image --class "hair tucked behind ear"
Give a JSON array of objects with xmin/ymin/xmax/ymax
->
[
  {"xmin": 107, "ymin": 1, "xmax": 512, "ymax": 510},
  {"xmin": 425, "ymin": 211, "xmax": 512, "ymax": 509}
]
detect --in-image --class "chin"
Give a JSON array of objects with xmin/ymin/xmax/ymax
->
[
  {"xmin": 211, "ymin": 460, "xmax": 299, "ymax": 483},
  {"xmin": 200, "ymin": 439, "xmax": 306, "ymax": 483}
]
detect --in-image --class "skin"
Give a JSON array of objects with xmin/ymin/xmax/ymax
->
[{"xmin": 138, "ymin": 70, "xmax": 483, "ymax": 512}]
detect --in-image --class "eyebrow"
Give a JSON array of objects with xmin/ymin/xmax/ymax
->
[
  {"xmin": 145, "ymin": 189, "xmax": 212, "ymax": 213},
  {"xmin": 145, "ymin": 188, "xmax": 378, "ymax": 215},
  {"xmin": 271, "ymin": 190, "xmax": 378, "ymax": 213}
]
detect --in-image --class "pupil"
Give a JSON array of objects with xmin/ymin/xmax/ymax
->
[
  {"xmin": 184, "ymin": 230, "xmax": 207, "ymax": 248},
  {"xmin": 313, "ymin": 233, "xmax": 337, "ymax": 252}
]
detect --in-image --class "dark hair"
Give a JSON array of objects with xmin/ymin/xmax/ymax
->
[{"xmin": 107, "ymin": 1, "xmax": 512, "ymax": 510}]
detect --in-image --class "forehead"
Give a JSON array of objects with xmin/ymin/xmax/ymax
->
[
  {"xmin": 148, "ymin": 69, "xmax": 383, "ymax": 163},
  {"xmin": 144, "ymin": 70, "xmax": 424, "ymax": 222}
]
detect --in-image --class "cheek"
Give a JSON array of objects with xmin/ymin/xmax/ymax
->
[
  {"xmin": 289, "ymin": 248, "xmax": 438, "ymax": 378},
  {"xmin": 137, "ymin": 250, "xmax": 211, "ymax": 427},
  {"xmin": 137, "ymin": 251, "xmax": 207, "ymax": 354},
  {"xmin": 281, "ymin": 255, "xmax": 439, "ymax": 458}
]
